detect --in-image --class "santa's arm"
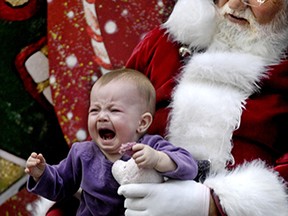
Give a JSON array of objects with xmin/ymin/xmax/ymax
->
[
  {"xmin": 204, "ymin": 160, "xmax": 288, "ymax": 216},
  {"xmin": 274, "ymin": 153, "xmax": 288, "ymax": 182}
]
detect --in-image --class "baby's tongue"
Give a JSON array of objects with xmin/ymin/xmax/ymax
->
[{"xmin": 101, "ymin": 129, "xmax": 115, "ymax": 140}]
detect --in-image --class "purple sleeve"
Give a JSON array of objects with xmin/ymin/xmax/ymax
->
[
  {"xmin": 140, "ymin": 134, "xmax": 198, "ymax": 180},
  {"xmin": 27, "ymin": 143, "xmax": 82, "ymax": 201}
]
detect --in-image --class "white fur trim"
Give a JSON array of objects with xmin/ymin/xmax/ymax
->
[
  {"xmin": 182, "ymin": 52, "xmax": 268, "ymax": 93},
  {"xmin": 28, "ymin": 189, "xmax": 82, "ymax": 215},
  {"xmin": 163, "ymin": 0, "xmax": 217, "ymax": 48},
  {"xmin": 29, "ymin": 196, "xmax": 55, "ymax": 216},
  {"xmin": 204, "ymin": 160, "xmax": 288, "ymax": 216},
  {"xmin": 168, "ymin": 52, "xmax": 267, "ymax": 172}
]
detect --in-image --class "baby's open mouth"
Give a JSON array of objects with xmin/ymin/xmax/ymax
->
[{"xmin": 99, "ymin": 129, "xmax": 115, "ymax": 140}]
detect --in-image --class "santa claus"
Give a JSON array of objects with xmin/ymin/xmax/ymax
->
[{"xmin": 119, "ymin": 0, "xmax": 288, "ymax": 215}]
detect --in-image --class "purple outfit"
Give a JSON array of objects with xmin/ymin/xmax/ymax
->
[{"xmin": 27, "ymin": 134, "xmax": 198, "ymax": 216}]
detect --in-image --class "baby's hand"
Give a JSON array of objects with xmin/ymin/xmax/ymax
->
[
  {"xmin": 25, "ymin": 152, "xmax": 46, "ymax": 182},
  {"xmin": 132, "ymin": 144, "xmax": 159, "ymax": 169}
]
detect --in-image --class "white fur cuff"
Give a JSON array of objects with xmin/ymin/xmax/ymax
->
[{"xmin": 204, "ymin": 160, "xmax": 288, "ymax": 216}]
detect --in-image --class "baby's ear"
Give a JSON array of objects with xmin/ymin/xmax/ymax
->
[{"xmin": 137, "ymin": 112, "xmax": 153, "ymax": 133}]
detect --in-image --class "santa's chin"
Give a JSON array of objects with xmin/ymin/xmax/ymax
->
[{"xmin": 208, "ymin": 4, "xmax": 287, "ymax": 63}]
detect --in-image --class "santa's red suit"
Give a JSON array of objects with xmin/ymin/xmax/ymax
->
[{"xmin": 126, "ymin": 0, "xmax": 288, "ymax": 215}]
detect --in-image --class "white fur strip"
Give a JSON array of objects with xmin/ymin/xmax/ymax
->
[
  {"xmin": 168, "ymin": 52, "xmax": 267, "ymax": 172},
  {"xmin": 163, "ymin": 0, "xmax": 217, "ymax": 48},
  {"xmin": 204, "ymin": 160, "xmax": 288, "ymax": 216},
  {"xmin": 27, "ymin": 190, "xmax": 81, "ymax": 215},
  {"xmin": 181, "ymin": 52, "xmax": 268, "ymax": 93},
  {"xmin": 27, "ymin": 196, "xmax": 55, "ymax": 216}
]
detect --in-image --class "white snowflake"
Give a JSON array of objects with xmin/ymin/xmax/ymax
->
[
  {"xmin": 66, "ymin": 55, "xmax": 78, "ymax": 68},
  {"xmin": 49, "ymin": 75, "xmax": 56, "ymax": 85},
  {"xmin": 158, "ymin": 0, "xmax": 164, "ymax": 7},
  {"xmin": 121, "ymin": 9, "xmax": 128, "ymax": 17},
  {"xmin": 67, "ymin": 112, "xmax": 73, "ymax": 120},
  {"xmin": 76, "ymin": 129, "xmax": 87, "ymax": 141},
  {"xmin": 104, "ymin": 20, "xmax": 118, "ymax": 34},
  {"xmin": 67, "ymin": 11, "xmax": 75, "ymax": 19},
  {"xmin": 91, "ymin": 75, "xmax": 98, "ymax": 83}
]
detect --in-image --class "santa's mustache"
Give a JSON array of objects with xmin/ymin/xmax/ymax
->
[
  {"xmin": 210, "ymin": 3, "xmax": 288, "ymax": 63},
  {"xmin": 219, "ymin": 3, "xmax": 254, "ymax": 24}
]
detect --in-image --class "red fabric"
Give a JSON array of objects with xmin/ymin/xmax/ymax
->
[
  {"xmin": 0, "ymin": 188, "xmax": 39, "ymax": 215},
  {"xmin": 275, "ymin": 153, "xmax": 288, "ymax": 182},
  {"xmin": 126, "ymin": 26, "xmax": 288, "ymax": 178},
  {"xmin": 0, "ymin": 0, "xmax": 39, "ymax": 21},
  {"xmin": 46, "ymin": 196, "xmax": 80, "ymax": 216}
]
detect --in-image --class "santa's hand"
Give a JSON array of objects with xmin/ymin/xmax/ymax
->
[{"xmin": 118, "ymin": 180, "xmax": 210, "ymax": 216}]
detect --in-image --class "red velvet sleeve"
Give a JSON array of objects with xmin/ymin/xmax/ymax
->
[
  {"xmin": 232, "ymin": 60, "xmax": 288, "ymax": 182},
  {"xmin": 126, "ymin": 27, "xmax": 183, "ymax": 136},
  {"xmin": 275, "ymin": 153, "xmax": 288, "ymax": 182}
]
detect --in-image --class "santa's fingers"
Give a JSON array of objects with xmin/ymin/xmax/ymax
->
[
  {"xmin": 118, "ymin": 184, "xmax": 151, "ymax": 198},
  {"xmin": 124, "ymin": 209, "xmax": 148, "ymax": 216},
  {"xmin": 124, "ymin": 198, "xmax": 146, "ymax": 211}
]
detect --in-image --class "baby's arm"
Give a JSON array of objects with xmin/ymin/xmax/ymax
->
[
  {"xmin": 132, "ymin": 144, "xmax": 176, "ymax": 172},
  {"xmin": 25, "ymin": 152, "xmax": 46, "ymax": 182}
]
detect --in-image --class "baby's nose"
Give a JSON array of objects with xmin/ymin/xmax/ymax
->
[{"xmin": 97, "ymin": 111, "xmax": 109, "ymax": 121}]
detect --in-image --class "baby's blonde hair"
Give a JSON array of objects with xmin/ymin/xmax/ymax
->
[{"xmin": 94, "ymin": 68, "xmax": 156, "ymax": 115}]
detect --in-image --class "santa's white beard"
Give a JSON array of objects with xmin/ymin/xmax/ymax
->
[{"xmin": 208, "ymin": 4, "xmax": 288, "ymax": 64}]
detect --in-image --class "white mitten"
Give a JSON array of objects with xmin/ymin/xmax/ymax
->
[{"xmin": 118, "ymin": 180, "xmax": 210, "ymax": 216}]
